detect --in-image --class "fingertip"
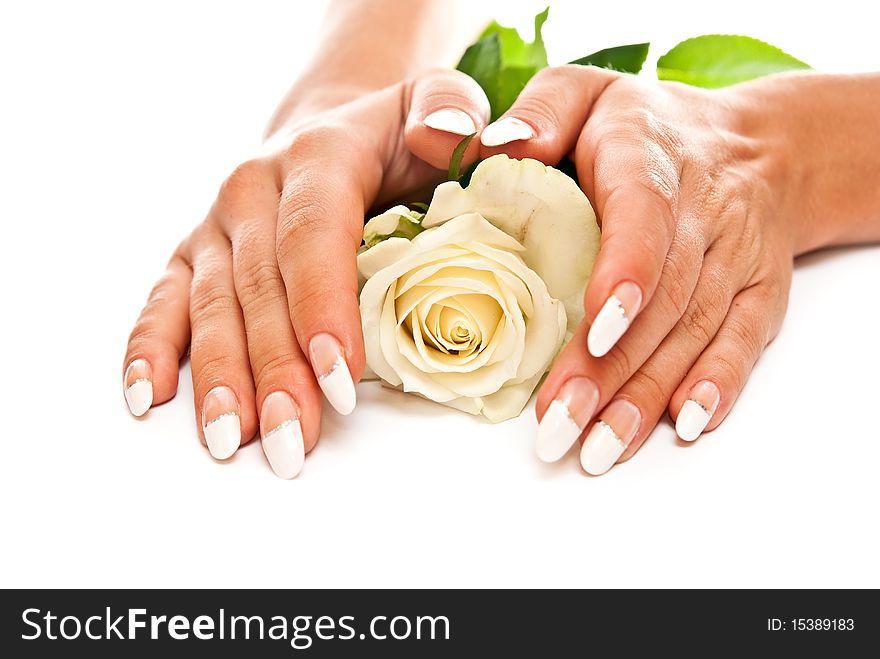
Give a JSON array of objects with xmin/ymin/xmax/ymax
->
[
  {"xmin": 406, "ymin": 117, "xmax": 481, "ymax": 171},
  {"xmin": 123, "ymin": 351, "xmax": 183, "ymax": 416},
  {"xmin": 585, "ymin": 281, "xmax": 643, "ymax": 358},
  {"xmin": 309, "ymin": 333, "xmax": 358, "ymax": 416},
  {"xmin": 406, "ymin": 69, "xmax": 490, "ymax": 170},
  {"xmin": 123, "ymin": 358, "xmax": 153, "ymax": 417},
  {"xmin": 423, "ymin": 108, "xmax": 476, "ymax": 136}
]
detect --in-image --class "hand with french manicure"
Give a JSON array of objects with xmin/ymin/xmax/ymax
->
[
  {"xmin": 122, "ymin": 67, "xmax": 492, "ymax": 478},
  {"xmin": 477, "ymin": 66, "xmax": 880, "ymax": 475}
]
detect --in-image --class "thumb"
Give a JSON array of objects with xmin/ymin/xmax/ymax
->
[
  {"xmin": 478, "ymin": 64, "xmax": 621, "ymax": 164},
  {"xmin": 405, "ymin": 68, "xmax": 491, "ymax": 170}
]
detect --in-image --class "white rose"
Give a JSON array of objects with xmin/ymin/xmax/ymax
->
[{"xmin": 358, "ymin": 155, "xmax": 600, "ymax": 422}]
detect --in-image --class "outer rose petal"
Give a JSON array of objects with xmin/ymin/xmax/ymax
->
[
  {"xmin": 357, "ymin": 236, "xmax": 417, "ymax": 279},
  {"xmin": 362, "ymin": 205, "xmax": 424, "ymax": 248},
  {"xmin": 422, "ymin": 154, "xmax": 599, "ymax": 333},
  {"xmin": 444, "ymin": 372, "xmax": 544, "ymax": 423}
]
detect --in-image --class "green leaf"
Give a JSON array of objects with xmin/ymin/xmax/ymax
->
[
  {"xmin": 493, "ymin": 65, "xmax": 537, "ymax": 120},
  {"xmin": 570, "ymin": 43, "xmax": 650, "ymax": 73},
  {"xmin": 456, "ymin": 7, "xmax": 550, "ymax": 120},
  {"xmin": 657, "ymin": 34, "xmax": 810, "ymax": 88},
  {"xmin": 457, "ymin": 32, "xmax": 501, "ymax": 104},
  {"xmin": 409, "ymin": 202, "xmax": 430, "ymax": 212},
  {"xmin": 448, "ymin": 133, "xmax": 476, "ymax": 181}
]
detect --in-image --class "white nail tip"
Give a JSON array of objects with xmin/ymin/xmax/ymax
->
[
  {"xmin": 262, "ymin": 420, "xmax": 305, "ymax": 479},
  {"xmin": 580, "ymin": 421, "xmax": 627, "ymax": 476},
  {"xmin": 423, "ymin": 109, "xmax": 476, "ymax": 136},
  {"xmin": 536, "ymin": 400, "xmax": 583, "ymax": 463},
  {"xmin": 204, "ymin": 413, "xmax": 241, "ymax": 460},
  {"xmin": 319, "ymin": 359, "xmax": 357, "ymax": 415},
  {"xmin": 480, "ymin": 117, "xmax": 534, "ymax": 147},
  {"xmin": 676, "ymin": 400, "xmax": 712, "ymax": 442},
  {"xmin": 124, "ymin": 380, "xmax": 153, "ymax": 417},
  {"xmin": 587, "ymin": 295, "xmax": 629, "ymax": 357}
]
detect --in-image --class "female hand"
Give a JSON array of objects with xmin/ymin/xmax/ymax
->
[
  {"xmin": 122, "ymin": 69, "xmax": 491, "ymax": 478},
  {"xmin": 481, "ymin": 66, "xmax": 880, "ymax": 474}
]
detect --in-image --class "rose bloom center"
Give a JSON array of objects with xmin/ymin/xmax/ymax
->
[{"xmin": 398, "ymin": 276, "xmax": 505, "ymax": 359}]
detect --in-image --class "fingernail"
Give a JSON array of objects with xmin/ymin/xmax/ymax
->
[
  {"xmin": 260, "ymin": 391, "xmax": 305, "ymax": 479},
  {"xmin": 123, "ymin": 359, "xmax": 153, "ymax": 417},
  {"xmin": 536, "ymin": 377, "xmax": 600, "ymax": 462},
  {"xmin": 580, "ymin": 399, "xmax": 641, "ymax": 476},
  {"xmin": 202, "ymin": 386, "xmax": 241, "ymax": 460},
  {"xmin": 676, "ymin": 381, "xmax": 720, "ymax": 442},
  {"xmin": 480, "ymin": 117, "xmax": 534, "ymax": 147},
  {"xmin": 423, "ymin": 108, "xmax": 476, "ymax": 136},
  {"xmin": 587, "ymin": 281, "xmax": 643, "ymax": 357},
  {"xmin": 309, "ymin": 333, "xmax": 356, "ymax": 415}
]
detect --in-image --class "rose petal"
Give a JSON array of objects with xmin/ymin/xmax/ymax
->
[
  {"xmin": 357, "ymin": 237, "xmax": 415, "ymax": 279},
  {"xmin": 410, "ymin": 212, "xmax": 525, "ymax": 254},
  {"xmin": 422, "ymin": 155, "xmax": 600, "ymax": 333},
  {"xmin": 362, "ymin": 205, "xmax": 424, "ymax": 248},
  {"xmin": 478, "ymin": 372, "xmax": 544, "ymax": 422}
]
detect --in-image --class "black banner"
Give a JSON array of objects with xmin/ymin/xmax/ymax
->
[{"xmin": 1, "ymin": 589, "xmax": 875, "ymax": 655}]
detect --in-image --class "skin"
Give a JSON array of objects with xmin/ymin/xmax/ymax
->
[
  {"xmin": 125, "ymin": 4, "xmax": 880, "ymax": 475},
  {"xmin": 492, "ymin": 67, "xmax": 880, "ymax": 467},
  {"xmin": 123, "ymin": 0, "xmax": 492, "ymax": 457}
]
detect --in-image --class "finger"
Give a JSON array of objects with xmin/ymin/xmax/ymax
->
[
  {"xmin": 188, "ymin": 220, "xmax": 257, "ymax": 460},
  {"xmin": 478, "ymin": 64, "xmax": 620, "ymax": 162},
  {"xmin": 535, "ymin": 245, "xmax": 730, "ymax": 464},
  {"xmin": 586, "ymin": 114, "xmax": 692, "ymax": 356},
  {"xmin": 580, "ymin": 277, "xmax": 783, "ymax": 475},
  {"xmin": 405, "ymin": 68, "xmax": 491, "ymax": 170},
  {"xmin": 276, "ymin": 139, "xmax": 363, "ymax": 416},
  {"xmin": 123, "ymin": 252, "xmax": 192, "ymax": 416},
  {"xmin": 217, "ymin": 162, "xmax": 324, "ymax": 479},
  {"xmin": 670, "ymin": 277, "xmax": 788, "ymax": 442},
  {"xmin": 578, "ymin": 261, "xmax": 738, "ymax": 475},
  {"xmin": 483, "ymin": 69, "xmax": 683, "ymax": 358}
]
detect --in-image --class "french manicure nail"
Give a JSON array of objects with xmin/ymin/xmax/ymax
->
[
  {"xmin": 309, "ymin": 333, "xmax": 356, "ymax": 415},
  {"xmin": 202, "ymin": 386, "xmax": 241, "ymax": 460},
  {"xmin": 123, "ymin": 359, "xmax": 153, "ymax": 417},
  {"xmin": 676, "ymin": 381, "xmax": 721, "ymax": 442},
  {"xmin": 423, "ymin": 108, "xmax": 476, "ymax": 136},
  {"xmin": 536, "ymin": 377, "xmax": 600, "ymax": 462},
  {"xmin": 580, "ymin": 399, "xmax": 641, "ymax": 476},
  {"xmin": 260, "ymin": 391, "xmax": 305, "ymax": 479},
  {"xmin": 480, "ymin": 117, "xmax": 535, "ymax": 147},
  {"xmin": 587, "ymin": 281, "xmax": 643, "ymax": 357}
]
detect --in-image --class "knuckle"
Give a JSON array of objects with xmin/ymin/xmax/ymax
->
[
  {"xmin": 680, "ymin": 296, "xmax": 716, "ymax": 345},
  {"xmin": 236, "ymin": 259, "xmax": 285, "ymax": 313},
  {"xmin": 736, "ymin": 213, "xmax": 764, "ymax": 261},
  {"xmin": 217, "ymin": 159, "xmax": 269, "ymax": 207},
  {"xmin": 189, "ymin": 279, "xmax": 238, "ymax": 324},
  {"xmin": 628, "ymin": 367, "xmax": 667, "ymax": 406},
  {"xmin": 655, "ymin": 265, "xmax": 690, "ymax": 317},
  {"xmin": 723, "ymin": 305, "xmax": 766, "ymax": 359},
  {"xmin": 286, "ymin": 124, "xmax": 350, "ymax": 159},
  {"xmin": 639, "ymin": 112, "xmax": 684, "ymax": 163},
  {"xmin": 598, "ymin": 344, "xmax": 634, "ymax": 390},
  {"xmin": 637, "ymin": 151, "xmax": 680, "ymax": 218},
  {"xmin": 251, "ymin": 351, "xmax": 303, "ymax": 393},
  {"xmin": 276, "ymin": 197, "xmax": 360, "ymax": 267},
  {"xmin": 127, "ymin": 320, "xmax": 165, "ymax": 350},
  {"xmin": 708, "ymin": 351, "xmax": 744, "ymax": 391},
  {"xmin": 192, "ymin": 350, "xmax": 236, "ymax": 389},
  {"xmin": 286, "ymin": 274, "xmax": 357, "ymax": 324}
]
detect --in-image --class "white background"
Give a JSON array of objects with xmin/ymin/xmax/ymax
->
[{"xmin": 1, "ymin": 1, "xmax": 878, "ymax": 588}]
